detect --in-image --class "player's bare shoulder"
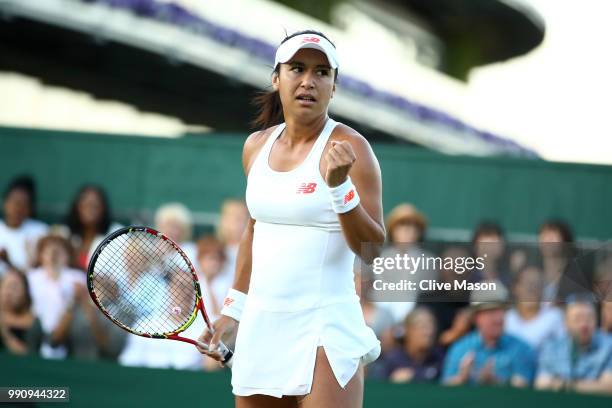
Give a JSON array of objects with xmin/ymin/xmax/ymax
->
[
  {"xmin": 328, "ymin": 123, "xmax": 376, "ymax": 162},
  {"xmin": 243, "ymin": 125, "xmax": 279, "ymax": 176}
]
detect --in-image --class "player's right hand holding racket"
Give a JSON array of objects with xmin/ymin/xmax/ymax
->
[{"xmin": 197, "ymin": 315, "xmax": 238, "ymax": 361}]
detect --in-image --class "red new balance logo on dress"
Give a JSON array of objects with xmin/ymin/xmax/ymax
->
[
  {"xmin": 344, "ymin": 189, "xmax": 355, "ymax": 204},
  {"xmin": 223, "ymin": 298, "xmax": 234, "ymax": 307},
  {"xmin": 296, "ymin": 183, "xmax": 317, "ymax": 194}
]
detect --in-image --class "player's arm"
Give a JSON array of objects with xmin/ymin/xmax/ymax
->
[
  {"xmin": 198, "ymin": 129, "xmax": 268, "ymax": 357},
  {"xmin": 229, "ymin": 129, "xmax": 265, "ymax": 293},
  {"xmin": 231, "ymin": 217, "xmax": 254, "ymax": 293},
  {"xmin": 325, "ymin": 126, "xmax": 385, "ymax": 261}
]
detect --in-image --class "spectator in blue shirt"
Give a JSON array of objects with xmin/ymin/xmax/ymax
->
[
  {"xmin": 602, "ymin": 301, "xmax": 612, "ymax": 337},
  {"xmin": 536, "ymin": 299, "xmax": 612, "ymax": 395},
  {"xmin": 442, "ymin": 287, "xmax": 535, "ymax": 387}
]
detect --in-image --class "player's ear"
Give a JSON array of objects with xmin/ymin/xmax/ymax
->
[
  {"xmin": 272, "ymin": 70, "xmax": 280, "ymax": 91},
  {"xmin": 331, "ymin": 82, "xmax": 336, "ymax": 99}
]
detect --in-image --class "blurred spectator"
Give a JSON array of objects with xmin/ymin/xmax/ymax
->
[
  {"xmin": 50, "ymin": 278, "xmax": 126, "ymax": 361},
  {"xmin": 65, "ymin": 185, "xmax": 121, "ymax": 270},
  {"xmin": 354, "ymin": 270, "xmax": 395, "ymax": 353},
  {"xmin": 386, "ymin": 203, "xmax": 428, "ymax": 245},
  {"xmin": 536, "ymin": 299, "xmax": 612, "ymax": 394},
  {"xmin": 442, "ymin": 287, "xmax": 535, "ymax": 387},
  {"xmin": 472, "ymin": 221, "xmax": 510, "ymax": 287},
  {"xmin": 155, "ymin": 203, "xmax": 196, "ymax": 262},
  {"xmin": 27, "ymin": 234, "xmax": 85, "ymax": 358},
  {"xmin": 378, "ymin": 203, "xmax": 433, "ymax": 323},
  {"xmin": 379, "ymin": 307, "xmax": 444, "ymax": 383},
  {"xmin": 0, "ymin": 176, "xmax": 48, "ymax": 274},
  {"xmin": 593, "ymin": 253, "xmax": 612, "ymax": 302},
  {"xmin": 602, "ymin": 302, "xmax": 612, "ymax": 335},
  {"xmin": 418, "ymin": 246, "xmax": 471, "ymax": 348},
  {"xmin": 508, "ymin": 247, "xmax": 529, "ymax": 277},
  {"xmin": 196, "ymin": 235, "xmax": 232, "ymax": 371},
  {"xmin": 196, "ymin": 235, "xmax": 231, "ymax": 320},
  {"xmin": 437, "ymin": 308, "xmax": 472, "ymax": 351},
  {"xmin": 119, "ymin": 271, "xmax": 205, "ymax": 370},
  {"xmin": 538, "ymin": 220, "xmax": 590, "ymax": 305},
  {"xmin": 0, "ymin": 268, "xmax": 43, "ymax": 354},
  {"xmin": 217, "ymin": 199, "xmax": 249, "ymax": 280},
  {"xmin": 112, "ymin": 237, "xmax": 169, "ymax": 325},
  {"xmin": 505, "ymin": 266, "xmax": 565, "ymax": 351}
]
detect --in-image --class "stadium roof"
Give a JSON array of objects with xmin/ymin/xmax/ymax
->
[
  {"xmin": 0, "ymin": 0, "xmax": 540, "ymax": 157},
  {"xmin": 396, "ymin": 0, "xmax": 545, "ymax": 78}
]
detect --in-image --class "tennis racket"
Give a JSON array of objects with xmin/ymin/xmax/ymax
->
[{"xmin": 87, "ymin": 226, "xmax": 233, "ymax": 366}]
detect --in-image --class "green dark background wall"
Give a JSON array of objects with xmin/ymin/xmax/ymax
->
[
  {"xmin": 1, "ymin": 126, "xmax": 610, "ymax": 240},
  {"xmin": 2, "ymin": 352, "xmax": 611, "ymax": 407}
]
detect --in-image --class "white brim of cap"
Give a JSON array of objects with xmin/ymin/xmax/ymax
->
[{"xmin": 274, "ymin": 34, "xmax": 339, "ymax": 69}]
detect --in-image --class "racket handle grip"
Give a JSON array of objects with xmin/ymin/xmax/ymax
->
[
  {"xmin": 196, "ymin": 340, "xmax": 234, "ymax": 368},
  {"xmin": 217, "ymin": 341, "xmax": 234, "ymax": 368}
]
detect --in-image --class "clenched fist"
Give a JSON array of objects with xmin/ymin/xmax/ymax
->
[{"xmin": 325, "ymin": 140, "xmax": 356, "ymax": 187}]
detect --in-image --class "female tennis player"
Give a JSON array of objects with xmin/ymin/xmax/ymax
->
[{"xmin": 198, "ymin": 30, "xmax": 384, "ymax": 407}]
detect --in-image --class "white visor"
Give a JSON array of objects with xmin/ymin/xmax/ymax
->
[{"xmin": 274, "ymin": 33, "xmax": 339, "ymax": 70}]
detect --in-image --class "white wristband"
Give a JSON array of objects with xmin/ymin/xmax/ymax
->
[
  {"xmin": 328, "ymin": 176, "xmax": 360, "ymax": 214},
  {"xmin": 220, "ymin": 288, "xmax": 247, "ymax": 322}
]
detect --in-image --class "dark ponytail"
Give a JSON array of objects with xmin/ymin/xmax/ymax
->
[
  {"xmin": 251, "ymin": 29, "xmax": 338, "ymax": 130},
  {"xmin": 251, "ymin": 66, "xmax": 284, "ymax": 130}
]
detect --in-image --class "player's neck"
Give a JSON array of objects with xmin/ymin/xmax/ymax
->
[{"xmin": 282, "ymin": 115, "xmax": 328, "ymax": 147}]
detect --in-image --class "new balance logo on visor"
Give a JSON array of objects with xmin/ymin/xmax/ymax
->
[
  {"xmin": 224, "ymin": 298, "xmax": 234, "ymax": 307},
  {"xmin": 302, "ymin": 37, "xmax": 320, "ymax": 44},
  {"xmin": 296, "ymin": 182, "xmax": 317, "ymax": 194},
  {"xmin": 344, "ymin": 189, "xmax": 355, "ymax": 204}
]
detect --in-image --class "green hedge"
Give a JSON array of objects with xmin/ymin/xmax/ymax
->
[
  {"xmin": 1, "ymin": 352, "xmax": 611, "ymax": 407},
  {"xmin": 2, "ymin": 126, "xmax": 611, "ymax": 240}
]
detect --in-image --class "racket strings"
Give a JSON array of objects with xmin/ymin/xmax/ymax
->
[{"xmin": 91, "ymin": 231, "xmax": 197, "ymax": 336}]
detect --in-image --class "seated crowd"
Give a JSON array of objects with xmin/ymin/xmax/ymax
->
[
  {"xmin": 0, "ymin": 175, "xmax": 611, "ymax": 395},
  {"xmin": 0, "ymin": 176, "xmax": 247, "ymax": 371}
]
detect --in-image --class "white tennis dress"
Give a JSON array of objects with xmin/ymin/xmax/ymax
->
[{"xmin": 231, "ymin": 118, "xmax": 381, "ymax": 397}]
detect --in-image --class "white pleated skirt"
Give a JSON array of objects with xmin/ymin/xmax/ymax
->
[{"xmin": 231, "ymin": 298, "xmax": 381, "ymax": 397}]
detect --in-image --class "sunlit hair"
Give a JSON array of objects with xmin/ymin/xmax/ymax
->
[
  {"xmin": 216, "ymin": 199, "xmax": 247, "ymax": 244},
  {"xmin": 403, "ymin": 306, "xmax": 436, "ymax": 331},
  {"xmin": 34, "ymin": 234, "xmax": 73, "ymax": 268},
  {"xmin": 196, "ymin": 235, "xmax": 226, "ymax": 262},
  {"xmin": 154, "ymin": 203, "xmax": 193, "ymax": 242}
]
